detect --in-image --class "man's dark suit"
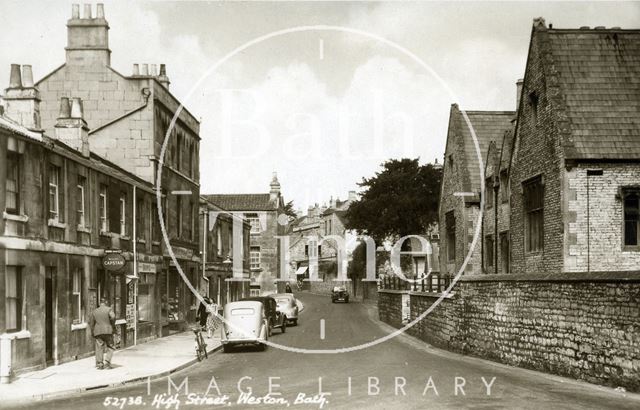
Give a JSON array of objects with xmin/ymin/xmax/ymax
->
[{"xmin": 88, "ymin": 303, "xmax": 116, "ymax": 368}]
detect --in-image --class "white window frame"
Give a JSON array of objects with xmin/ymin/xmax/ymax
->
[
  {"xmin": 72, "ymin": 269, "xmax": 84, "ymax": 324},
  {"xmin": 77, "ymin": 178, "xmax": 86, "ymax": 227},
  {"xmin": 49, "ymin": 166, "xmax": 60, "ymax": 221},
  {"xmin": 216, "ymin": 225, "xmax": 222, "ymax": 256},
  {"xmin": 120, "ymin": 194, "xmax": 127, "ymax": 236},
  {"xmin": 248, "ymin": 215, "xmax": 261, "ymax": 233},
  {"xmin": 99, "ymin": 185, "xmax": 108, "ymax": 232},
  {"xmin": 250, "ymin": 247, "xmax": 261, "ymax": 270},
  {"xmin": 5, "ymin": 266, "xmax": 23, "ymax": 332}
]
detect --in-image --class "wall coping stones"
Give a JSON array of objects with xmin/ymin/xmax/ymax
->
[
  {"xmin": 377, "ymin": 289, "xmax": 409, "ymax": 295},
  {"xmin": 460, "ymin": 271, "xmax": 640, "ymax": 283},
  {"xmin": 409, "ymin": 291, "xmax": 456, "ymax": 299}
]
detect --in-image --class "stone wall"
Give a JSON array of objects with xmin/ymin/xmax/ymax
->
[
  {"xmin": 378, "ymin": 290, "xmax": 404, "ymax": 329},
  {"xmin": 377, "ymin": 273, "xmax": 640, "ymax": 391}
]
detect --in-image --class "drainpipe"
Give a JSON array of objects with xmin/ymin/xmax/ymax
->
[
  {"xmin": 202, "ymin": 209, "xmax": 209, "ymax": 295},
  {"xmin": 132, "ymin": 185, "xmax": 138, "ymax": 346}
]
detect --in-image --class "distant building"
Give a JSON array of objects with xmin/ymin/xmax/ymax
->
[{"xmin": 204, "ymin": 173, "xmax": 285, "ymax": 294}]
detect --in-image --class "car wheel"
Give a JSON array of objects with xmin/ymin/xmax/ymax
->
[
  {"xmin": 222, "ymin": 344, "xmax": 232, "ymax": 353},
  {"xmin": 292, "ymin": 319, "xmax": 298, "ymax": 326},
  {"xmin": 281, "ymin": 317, "xmax": 286, "ymax": 333},
  {"xmin": 345, "ymin": 298, "xmax": 349, "ymax": 303}
]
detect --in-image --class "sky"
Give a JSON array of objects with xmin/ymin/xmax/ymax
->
[{"xmin": 1, "ymin": 1, "xmax": 639, "ymax": 211}]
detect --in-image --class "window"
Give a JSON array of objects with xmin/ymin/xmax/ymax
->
[
  {"xmin": 72, "ymin": 269, "xmax": 84, "ymax": 324},
  {"xmin": 184, "ymin": 200, "xmax": 193, "ymax": 241},
  {"xmin": 5, "ymin": 266, "xmax": 22, "ymax": 332},
  {"xmin": 152, "ymin": 201, "xmax": 160, "ymax": 242},
  {"xmin": 228, "ymin": 226, "xmax": 233, "ymax": 255},
  {"xmin": 119, "ymin": 193, "xmax": 127, "ymax": 236},
  {"xmin": 250, "ymin": 246, "xmax": 261, "ymax": 270},
  {"xmin": 5, "ymin": 153, "xmax": 20, "ymax": 214},
  {"xmin": 485, "ymin": 235, "xmax": 494, "ymax": 269},
  {"xmin": 176, "ymin": 196, "xmax": 183, "ymax": 237},
  {"xmin": 216, "ymin": 224, "xmax": 222, "ymax": 256},
  {"xmin": 247, "ymin": 214, "xmax": 260, "ymax": 233},
  {"xmin": 77, "ymin": 176, "xmax": 87, "ymax": 227},
  {"xmin": 485, "ymin": 178, "xmax": 493, "ymax": 208},
  {"xmin": 99, "ymin": 184, "xmax": 108, "ymax": 232},
  {"xmin": 523, "ymin": 176, "xmax": 544, "ymax": 252},
  {"xmin": 49, "ymin": 165, "xmax": 61, "ymax": 221},
  {"xmin": 500, "ymin": 231, "xmax": 510, "ymax": 273},
  {"xmin": 176, "ymin": 133, "xmax": 183, "ymax": 171},
  {"xmin": 136, "ymin": 198, "xmax": 145, "ymax": 240},
  {"xmin": 500, "ymin": 170, "xmax": 509, "ymax": 203},
  {"xmin": 113, "ymin": 275, "xmax": 122, "ymax": 319},
  {"xmin": 528, "ymin": 92, "xmax": 539, "ymax": 125},
  {"xmin": 623, "ymin": 190, "xmax": 639, "ymax": 248},
  {"xmin": 446, "ymin": 211, "xmax": 456, "ymax": 261}
]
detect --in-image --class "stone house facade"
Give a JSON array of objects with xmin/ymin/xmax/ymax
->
[
  {"xmin": 199, "ymin": 199, "xmax": 250, "ymax": 306},
  {"xmin": 204, "ymin": 173, "xmax": 285, "ymax": 294},
  {"xmin": 439, "ymin": 106, "xmax": 514, "ymax": 276},
  {"xmin": 509, "ymin": 19, "xmax": 640, "ymax": 273},
  {"xmin": 0, "ymin": 89, "xmax": 163, "ymax": 378},
  {"xmin": 30, "ymin": 3, "xmax": 202, "ymax": 335}
]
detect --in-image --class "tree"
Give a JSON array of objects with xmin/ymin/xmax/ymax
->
[
  {"xmin": 345, "ymin": 158, "xmax": 442, "ymax": 244},
  {"xmin": 282, "ymin": 200, "xmax": 298, "ymax": 219}
]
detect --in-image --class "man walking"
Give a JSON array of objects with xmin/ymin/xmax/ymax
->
[{"xmin": 89, "ymin": 297, "xmax": 116, "ymax": 370}]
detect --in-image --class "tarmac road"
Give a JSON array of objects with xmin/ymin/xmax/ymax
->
[{"xmin": 11, "ymin": 292, "xmax": 640, "ymax": 410}]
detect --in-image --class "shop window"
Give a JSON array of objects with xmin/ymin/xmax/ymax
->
[
  {"xmin": 5, "ymin": 266, "xmax": 23, "ymax": 332},
  {"xmin": 623, "ymin": 190, "xmax": 639, "ymax": 248},
  {"xmin": 5, "ymin": 152, "xmax": 20, "ymax": 214},
  {"xmin": 523, "ymin": 176, "xmax": 544, "ymax": 252},
  {"xmin": 49, "ymin": 164, "xmax": 62, "ymax": 221},
  {"xmin": 137, "ymin": 273, "xmax": 155, "ymax": 322},
  {"xmin": 72, "ymin": 268, "xmax": 84, "ymax": 324},
  {"xmin": 176, "ymin": 196, "xmax": 183, "ymax": 238},
  {"xmin": 250, "ymin": 246, "xmax": 261, "ymax": 270},
  {"xmin": 77, "ymin": 176, "xmax": 87, "ymax": 227},
  {"xmin": 113, "ymin": 275, "xmax": 123, "ymax": 319}
]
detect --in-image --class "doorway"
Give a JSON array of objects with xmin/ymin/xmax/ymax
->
[{"xmin": 45, "ymin": 267, "xmax": 56, "ymax": 364}]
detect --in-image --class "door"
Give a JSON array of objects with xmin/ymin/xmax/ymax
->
[
  {"xmin": 500, "ymin": 232, "xmax": 510, "ymax": 274},
  {"xmin": 45, "ymin": 267, "xmax": 56, "ymax": 364}
]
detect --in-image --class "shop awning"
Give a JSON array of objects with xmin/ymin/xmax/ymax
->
[{"xmin": 295, "ymin": 266, "xmax": 308, "ymax": 275}]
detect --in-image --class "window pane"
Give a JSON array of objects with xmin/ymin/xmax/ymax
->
[{"xmin": 6, "ymin": 154, "xmax": 19, "ymax": 213}]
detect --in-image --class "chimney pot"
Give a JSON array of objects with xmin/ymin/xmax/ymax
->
[
  {"xmin": 59, "ymin": 97, "xmax": 71, "ymax": 118},
  {"xmin": 580, "ymin": 26, "xmax": 590, "ymax": 30},
  {"xmin": 150, "ymin": 64, "xmax": 158, "ymax": 76},
  {"xmin": 141, "ymin": 64, "xmax": 149, "ymax": 76},
  {"xmin": 159, "ymin": 64, "xmax": 167, "ymax": 76},
  {"xmin": 9, "ymin": 64, "xmax": 22, "ymax": 88},
  {"xmin": 83, "ymin": 4, "xmax": 92, "ymax": 19},
  {"xmin": 96, "ymin": 3, "xmax": 104, "ymax": 18},
  {"xmin": 72, "ymin": 4, "xmax": 80, "ymax": 19},
  {"xmin": 22, "ymin": 65, "xmax": 34, "ymax": 88},
  {"xmin": 595, "ymin": 26, "xmax": 605, "ymax": 30},
  {"xmin": 70, "ymin": 97, "xmax": 84, "ymax": 119},
  {"xmin": 133, "ymin": 64, "xmax": 139, "ymax": 76}
]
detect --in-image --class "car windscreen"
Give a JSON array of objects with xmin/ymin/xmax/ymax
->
[
  {"xmin": 231, "ymin": 308, "xmax": 255, "ymax": 316},
  {"xmin": 334, "ymin": 287, "xmax": 346, "ymax": 292},
  {"xmin": 275, "ymin": 298, "xmax": 290, "ymax": 304}
]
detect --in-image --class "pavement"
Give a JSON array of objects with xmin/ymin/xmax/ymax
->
[
  {"xmin": 6, "ymin": 292, "xmax": 640, "ymax": 409},
  {"xmin": 0, "ymin": 330, "xmax": 222, "ymax": 406}
]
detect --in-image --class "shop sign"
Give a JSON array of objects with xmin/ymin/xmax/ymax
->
[
  {"xmin": 138, "ymin": 262, "xmax": 157, "ymax": 273},
  {"xmin": 103, "ymin": 250, "xmax": 126, "ymax": 272},
  {"xmin": 126, "ymin": 304, "xmax": 135, "ymax": 330}
]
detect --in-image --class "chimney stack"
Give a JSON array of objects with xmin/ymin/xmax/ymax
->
[
  {"xmin": 516, "ymin": 78, "xmax": 524, "ymax": 113},
  {"xmin": 55, "ymin": 97, "xmax": 90, "ymax": 157},
  {"xmin": 141, "ymin": 64, "xmax": 149, "ymax": 76},
  {"xmin": 270, "ymin": 172, "xmax": 281, "ymax": 201},
  {"xmin": 132, "ymin": 64, "xmax": 140, "ymax": 76},
  {"xmin": 158, "ymin": 64, "xmax": 170, "ymax": 89},
  {"xmin": 150, "ymin": 64, "xmax": 157, "ymax": 76},
  {"xmin": 66, "ymin": 4, "xmax": 111, "ymax": 66},
  {"xmin": 4, "ymin": 64, "xmax": 42, "ymax": 131}
]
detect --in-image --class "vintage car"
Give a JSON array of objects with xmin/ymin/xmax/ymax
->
[
  {"xmin": 240, "ymin": 296, "xmax": 287, "ymax": 335},
  {"xmin": 272, "ymin": 293, "xmax": 299, "ymax": 326},
  {"xmin": 221, "ymin": 300, "xmax": 269, "ymax": 352},
  {"xmin": 331, "ymin": 286, "xmax": 350, "ymax": 303}
]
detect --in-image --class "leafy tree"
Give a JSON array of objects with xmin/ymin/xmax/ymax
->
[
  {"xmin": 282, "ymin": 200, "xmax": 298, "ymax": 219},
  {"xmin": 345, "ymin": 158, "xmax": 442, "ymax": 244}
]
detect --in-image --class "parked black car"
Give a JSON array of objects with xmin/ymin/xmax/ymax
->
[
  {"xmin": 240, "ymin": 296, "xmax": 287, "ymax": 334},
  {"xmin": 331, "ymin": 286, "xmax": 349, "ymax": 303}
]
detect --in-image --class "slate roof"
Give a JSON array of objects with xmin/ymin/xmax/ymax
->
[
  {"xmin": 0, "ymin": 115, "xmax": 43, "ymax": 142},
  {"xmin": 544, "ymin": 27, "xmax": 640, "ymax": 159},
  {"xmin": 457, "ymin": 110, "xmax": 515, "ymax": 191},
  {"xmin": 203, "ymin": 194, "xmax": 277, "ymax": 211}
]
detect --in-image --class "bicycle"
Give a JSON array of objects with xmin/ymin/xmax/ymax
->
[{"xmin": 192, "ymin": 326, "xmax": 208, "ymax": 361}]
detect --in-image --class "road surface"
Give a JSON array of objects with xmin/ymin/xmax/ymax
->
[{"xmin": 12, "ymin": 293, "xmax": 640, "ymax": 409}]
